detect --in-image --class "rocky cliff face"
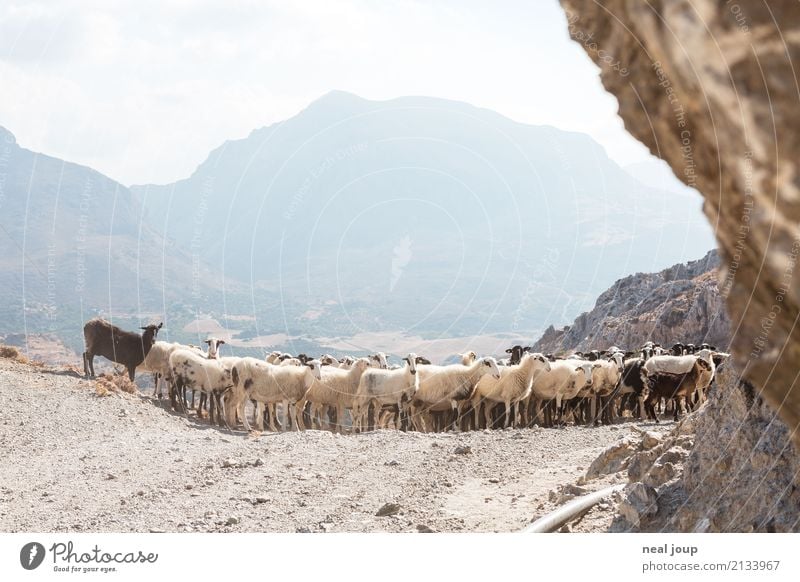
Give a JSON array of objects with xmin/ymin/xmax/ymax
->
[
  {"xmin": 534, "ymin": 250, "xmax": 729, "ymax": 353},
  {"xmin": 559, "ymin": 0, "xmax": 800, "ymax": 444}
]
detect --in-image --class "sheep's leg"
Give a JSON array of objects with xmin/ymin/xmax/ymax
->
[
  {"xmin": 239, "ymin": 398, "xmax": 252, "ymax": 432},
  {"xmin": 473, "ymin": 399, "xmax": 482, "ymax": 431},
  {"xmin": 253, "ymin": 401, "xmax": 266, "ymax": 431},
  {"xmin": 483, "ymin": 401, "xmax": 492, "ymax": 429},
  {"xmin": 83, "ymin": 352, "xmax": 95, "ymax": 378},
  {"xmin": 293, "ymin": 401, "xmax": 304, "ymax": 431}
]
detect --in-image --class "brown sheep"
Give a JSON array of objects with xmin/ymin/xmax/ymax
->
[
  {"xmin": 82, "ymin": 318, "xmax": 162, "ymax": 381},
  {"xmin": 642, "ymin": 358, "xmax": 711, "ymax": 422}
]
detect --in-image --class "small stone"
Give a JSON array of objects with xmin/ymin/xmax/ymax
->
[
  {"xmin": 453, "ymin": 445, "xmax": 472, "ymax": 455},
  {"xmin": 255, "ymin": 497, "xmax": 269, "ymax": 504},
  {"xmin": 296, "ymin": 526, "xmax": 312, "ymax": 533},
  {"xmin": 222, "ymin": 458, "xmax": 238, "ymax": 468},
  {"xmin": 149, "ymin": 528, "xmax": 165, "ymax": 533},
  {"xmin": 384, "ymin": 460, "xmax": 400, "ymax": 466},
  {"xmin": 185, "ymin": 484, "xmax": 194, "ymax": 490},
  {"xmin": 253, "ymin": 458, "xmax": 264, "ymax": 467},
  {"xmin": 376, "ymin": 503, "xmax": 401, "ymax": 517},
  {"xmin": 105, "ymin": 473, "xmax": 117, "ymax": 480},
  {"xmin": 559, "ymin": 524, "xmax": 571, "ymax": 533},
  {"xmin": 619, "ymin": 483, "xmax": 659, "ymax": 528},
  {"xmin": 642, "ymin": 431, "xmax": 662, "ymax": 450},
  {"xmin": 136, "ymin": 490, "xmax": 144, "ymax": 496},
  {"xmin": 205, "ymin": 480, "xmax": 215, "ymax": 486},
  {"xmin": 416, "ymin": 524, "xmax": 435, "ymax": 533},
  {"xmin": 226, "ymin": 516, "xmax": 239, "ymax": 526},
  {"xmin": 488, "ymin": 478, "xmax": 500, "ymax": 484}
]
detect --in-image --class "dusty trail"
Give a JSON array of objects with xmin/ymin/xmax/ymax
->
[{"xmin": 0, "ymin": 359, "xmax": 672, "ymax": 533}]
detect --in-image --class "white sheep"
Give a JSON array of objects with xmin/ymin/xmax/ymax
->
[
  {"xmin": 529, "ymin": 359, "xmax": 597, "ymax": 425},
  {"xmin": 459, "ymin": 350, "xmax": 477, "ymax": 365},
  {"xmin": 368, "ymin": 352, "xmax": 389, "ymax": 369},
  {"xmin": 295, "ymin": 358, "xmax": 372, "ymax": 432},
  {"xmin": 338, "ymin": 356, "xmax": 356, "ymax": 369},
  {"xmin": 587, "ymin": 358, "xmax": 623, "ymax": 424},
  {"xmin": 352, "ymin": 353, "xmax": 419, "ymax": 431},
  {"xmin": 471, "ymin": 352, "xmax": 551, "ymax": 428},
  {"xmin": 411, "ymin": 357, "xmax": 501, "ymax": 432},
  {"xmin": 168, "ymin": 348, "xmax": 239, "ymax": 426},
  {"xmin": 230, "ymin": 358, "xmax": 322, "ymax": 431},
  {"xmin": 142, "ymin": 339, "xmax": 223, "ymax": 400}
]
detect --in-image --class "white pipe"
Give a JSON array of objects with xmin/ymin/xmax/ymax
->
[{"xmin": 523, "ymin": 483, "xmax": 625, "ymax": 533}]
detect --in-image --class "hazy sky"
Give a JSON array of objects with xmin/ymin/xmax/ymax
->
[{"xmin": 0, "ymin": 0, "xmax": 660, "ymax": 186}]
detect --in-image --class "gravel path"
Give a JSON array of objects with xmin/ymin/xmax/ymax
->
[{"xmin": 0, "ymin": 359, "xmax": 672, "ymax": 533}]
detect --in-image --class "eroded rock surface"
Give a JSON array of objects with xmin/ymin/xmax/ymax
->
[{"xmin": 559, "ymin": 0, "xmax": 800, "ymax": 442}]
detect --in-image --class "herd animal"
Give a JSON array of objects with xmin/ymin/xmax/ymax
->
[{"xmin": 81, "ymin": 319, "xmax": 729, "ymax": 433}]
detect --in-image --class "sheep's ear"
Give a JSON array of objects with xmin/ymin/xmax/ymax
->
[
  {"xmin": 204, "ymin": 339, "xmax": 211, "ymax": 344},
  {"xmin": 219, "ymin": 340, "xmax": 226, "ymax": 345},
  {"xmin": 505, "ymin": 348, "xmax": 512, "ymax": 354}
]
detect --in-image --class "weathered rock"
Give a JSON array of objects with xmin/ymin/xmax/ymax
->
[
  {"xmin": 559, "ymin": 0, "xmax": 800, "ymax": 446},
  {"xmin": 586, "ymin": 435, "xmax": 639, "ymax": 479},
  {"xmin": 627, "ymin": 449, "xmax": 659, "ymax": 483},
  {"xmin": 376, "ymin": 503, "xmax": 401, "ymax": 517},
  {"xmin": 643, "ymin": 462, "xmax": 677, "ymax": 488},
  {"xmin": 534, "ymin": 251, "xmax": 727, "ymax": 354},
  {"xmin": 642, "ymin": 431, "xmax": 662, "ymax": 451},
  {"xmin": 681, "ymin": 366, "xmax": 800, "ymax": 531},
  {"xmin": 453, "ymin": 446, "xmax": 472, "ymax": 455},
  {"xmin": 619, "ymin": 483, "xmax": 658, "ymax": 528}
]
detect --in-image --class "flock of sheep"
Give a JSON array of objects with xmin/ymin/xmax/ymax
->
[{"xmin": 81, "ymin": 318, "xmax": 728, "ymax": 434}]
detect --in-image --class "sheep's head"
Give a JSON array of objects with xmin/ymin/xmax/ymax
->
[
  {"xmin": 504, "ymin": 345, "xmax": 531, "ymax": 365},
  {"xmin": 320, "ymin": 354, "xmax": 339, "ymax": 366},
  {"xmin": 353, "ymin": 358, "xmax": 371, "ymax": 372},
  {"xmin": 575, "ymin": 362, "xmax": 595, "ymax": 387},
  {"xmin": 304, "ymin": 359, "xmax": 323, "ymax": 380},
  {"xmin": 528, "ymin": 352, "xmax": 551, "ymax": 372},
  {"xmin": 140, "ymin": 322, "xmax": 163, "ymax": 337},
  {"xmin": 480, "ymin": 357, "xmax": 501, "ymax": 379},
  {"xmin": 369, "ymin": 352, "xmax": 388, "ymax": 369},
  {"xmin": 402, "ymin": 353, "xmax": 418, "ymax": 375},
  {"xmin": 607, "ymin": 351, "xmax": 625, "ymax": 370},
  {"xmin": 204, "ymin": 337, "xmax": 225, "ymax": 359},
  {"xmin": 460, "ymin": 350, "xmax": 477, "ymax": 365}
]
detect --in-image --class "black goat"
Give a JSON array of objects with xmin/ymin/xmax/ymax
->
[{"xmin": 82, "ymin": 318, "xmax": 162, "ymax": 380}]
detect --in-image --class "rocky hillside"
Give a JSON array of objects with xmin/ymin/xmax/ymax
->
[{"xmin": 534, "ymin": 250, "xmax": 730, "ymax": 353}]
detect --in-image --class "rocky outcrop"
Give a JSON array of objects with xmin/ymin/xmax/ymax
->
[
  {"xmin": 534, "ymin": 250, "xmax": 729, "ymax": 353},
  {"xmin": 558, "ymin": 0, "xmax": 800, "ymax": 443},
  {"xmin": 675, "ymin": 365, "xmax": 800, "ymax": 532}
]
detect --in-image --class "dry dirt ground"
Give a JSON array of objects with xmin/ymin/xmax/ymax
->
[{"xmin": 0, "ymin": 358, "xmax": 674, "ymax": 533}]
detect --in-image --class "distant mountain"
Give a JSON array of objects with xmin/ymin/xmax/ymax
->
[
  {"xmin": 532, "ymin": 250, "xmax": 730, "ymax": 354},
  {"xmin": 0, "ymin": 125, "xmax": 226, "ymax": 348},
  {"xmin": 132, "ymin": 91, "xmax": 715, "ymax": 338}
]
